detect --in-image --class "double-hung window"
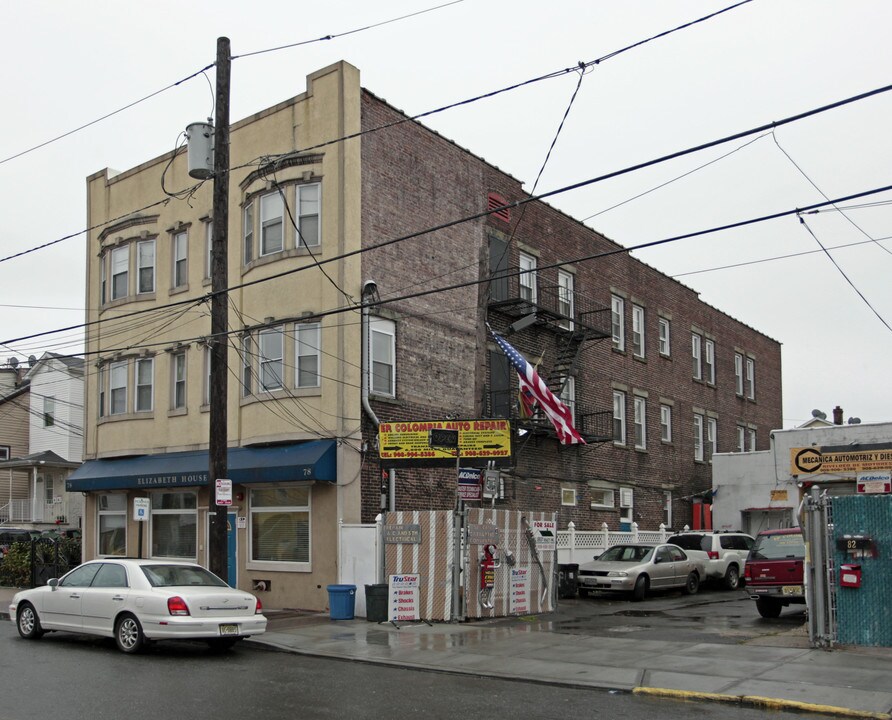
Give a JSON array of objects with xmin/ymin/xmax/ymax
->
[
  {"xmin": 559, "ymin": 376, "xmax": 576, "ymax": 426},
  {"xmin": 736, "ymin": 425, "xmax": 746, "ymax": 452},
  {"xmin": 633, "ymin": 396, "xmax": 647, "ymax": 449},
  {"xmin": 692, "ymin": 333, "xmax": 702, "ymax": 380},
  {"xmin": 746, "ymin": 358, "xmax": 755, "ymax": 399},
  {"xmin": 43, "ymin": 397, "xmax": 55, "ymax": 427},
  {"xmin": 98, "ymin": 365, "xmax": 106, "ymax": 418},
  {"xmin": 371, "ymin": 318, "xmax": 395, "ymax": 397},
  {"xmin": 660, "ymin": 404, "xmax": 672, "ymax": 442},
  {"xmin": 111, "ymin": 246, "xmax": 129, "ymax": 300},
  {"xmin": 137, "ymin": 239, "xmax": 155, "ymax": 294},
  {"xmin": 734, "ymin": 353, "xmax": 744, "ymax": 395},
  {"xmin": 173, "ymin": 231, "xmax": 188, "ymax": 288},
  {"xmin": 250, "ymin": 486, "xmax": 310, "ymax": 567},
  {"xmin": 241, "ymin": 335, "xmax": 253, "ymax": 396},
  {"xmin": 260, "ymin": 192, "xmax": 284, "ymax": 256},
  {"xmin": 658, "ymin": 317, "xmax": 670, "ymax": 356},
  {"xmin": 557, "ymin": 270, "xmax": 574, "ymax": 329},
  {"xmin": 296, "ymin": 183, "xmax": 320, "ymax": 248},
  {"xmin": 172, "ymin": 351, "xmax": 186, "ymax": 410},
  {"xmin": 613, "ymin": 390, "xmax": 626, "ymax": 445},
  {"xmin": 611, "ymin": 295, "xmax": 625, "ymax": 351},
  {"xmin": 518, "ymin": 252, "xmax": 537, "ymax": 303},
  {"xmin": 109, "ymin": 361, "xmax": 128, "ymax": 415},
  {"xmin": 693, "ymin": 413, "xmax": 705, "ymax": 461},
  {"xmin": 135, "ymin": 358, "xmax": 154, "ymax": 412},
  {"xmin": 259, "ymin": 327, "xmax": 284, "ymax": 391},
  {"xmin": 243, "ymin": 203, "xmax": 254, "ymax": 264},
  {"xmin": 748, "ymin": 428, "xmax": 757, "ymax": 450},
  {"xmin": 632, "ymin": 305, "xmax": 645, "ymax": 358},
  {"xmin": 704, "ymin": 339, "xmax": 715, "ymax": 384},
  {"xmin": 295, "ymin": 323, "xmax": 321, "ymax": 388},
  {"xmin": 707, "ymin": 417, "xmax": 717, "ymax": 461}
]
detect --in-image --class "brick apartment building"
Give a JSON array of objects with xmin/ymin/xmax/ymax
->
[{"xmin": 70, "ymin": 60, "xmax": 780, "ymax": 609}]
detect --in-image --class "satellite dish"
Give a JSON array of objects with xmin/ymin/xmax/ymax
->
[
  {"xmin": 8, "ymin": 357, "xmax": 18, "ymax": 368},
  {"xmin": 848, "ymin": 417, "xmax": 862, "ymax": 425},
  {"xmin": 27, "ymin": 355, "xmax": 37, "ymax": 367}
]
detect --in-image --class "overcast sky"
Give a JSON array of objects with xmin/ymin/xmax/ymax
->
[{"xmin": 2, "ymin": 0, "xmax": 890, "ymax": 427}]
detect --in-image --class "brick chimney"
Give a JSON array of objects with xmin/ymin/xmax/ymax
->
[{"xmin": 833, "ymin": 406, "xmax": 843, "ymax": 425}]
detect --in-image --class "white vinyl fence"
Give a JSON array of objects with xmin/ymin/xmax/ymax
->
[{"xmin": 557, "ymin": 522, "xmax": 675, "ymax": 565}]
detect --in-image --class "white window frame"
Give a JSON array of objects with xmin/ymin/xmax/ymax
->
[
  {"xmin": 243, "ymin": 202, "xmax": 254, "ymax": 264},
  {"xmin": 559, "ymin": 376, "xmax": 576, "ymax": 427},
  {"xmin": 734, "ymin": 353, "xmax": 744, "ymax": 395},
  {"xmin": 693, "ymin": 413, "xmax": 705, "ymax": 462},
  {"xmin": 172, "ymin": 351, "xmax": 186, "ymax": 410},
  {"xmin": 241, "ymin": 335, "xmax": 253, "ymax": 396},
  {"xmin": 296, "ymin": 183, "xmax": 321, "ymax": 248},
  {"xmin": 258, "ymin": 327, "xmax": 284, "ymax": 391},
  {"xmin": 704, "ymin": 339, "xmax": 715, "ymax": 384},
  {"xmin": 135, "ymin": 357, "xmax": 154, "ymax": 413},
  {"xmin": 632, "ymin": 304, "xmax": 645, "ymax": 358},
  {"xmin": 173, "ymin": 231, "xmax": 188, "ymax": 288},
  {"xmin": 633, "ymin": 396, "xmax": 646, "ymax": 449},
  {"xmin": 97, "ymin": 493, "xmax": 127, "ymax": 557},
  {"xmin": 658, "ymin": 317, "xmax": 670, "ymax": 356},
  {"xmin": 611, "ymin": 295, "xmax": 625, "ymax": 351},
  {"xmin": 370, "ymin": 317, "xmax": 396, "ymax": 397},
  {"xmin": 295, "ymin": 322, "xmax": 321, "ymax": 389},
  {"xmin": 248, "ymin": 485, "xmax": 312, "ymax": 572},
  {"xmin": 619, "ymin": 487, "xmax": 634, "ymax": 525},
  {"xmin": 746, "ymin": 357, "xmax": 755, "ymax": 400},
  {"xmin": 109, "ymin": 361, "xmax": 128, "ymax": 415},
  {"xmin": 707, "ymin": 417, "xmax": 717, "ymax": 461},
  {"xmin": 137, "ymin": 239, "xmax": 155, "ymax": 294},
  {"xmin": 613, "ymin": 390, "xmax": 626, "ymax": 445},
  {"xmin": 518, "ymin": 252, "xmax": 537, "ymax": 303},
  {"xmin": 100, "ymin": 257, "xmax": 107, "ymax": 305},
  {"xmin": 260, "ymin": 192, "xmax": 284, "ymax": 256},
  {"xmin": 111, "ymin": 245, "xmax": 129, "ymax": 300},
  {"xmin": 663, "ymin": 491, "xmax": 673, "ymax": 529},
  {"xmin": 149, "ymin": 491, "xmax": 198, "ymax": 560},
  {"xmin": 561, "ymin": 487, "xmax": 577, "ymax": 506},
  {"xmin": 0, "ymin": 445, "xmax": 10, "ymax": 461},
  {"xmin": 692, "ymin": 333, "xmax": 702, "ymax": 380},
  {"xmin": 98, "ymin": 365, "xmax": 106, "ymax": 418},
  {"xmin": 660, "ymin": 404, "xmax": 672, "ymax": 443},
  {"xmin": 736, "ymin": 425, "xmax": 746, "ymax": 452},
  {"xmin": 557, "ymin": 270, "xmax": 575, "ymax": 330},
  {"xmin": 43, "ymin": 396, "xmax": 55, "ymax": 427},
  {"xmin": 590, "ymin": 488, "xmax": 614, "ymax": 509},
  {"xmin": 748, "ymin": 428, "xmax": 757, "ymax": 451}
]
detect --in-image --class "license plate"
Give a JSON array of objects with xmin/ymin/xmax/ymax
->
[
  {"xmin": 782, "ymin": 585, "xmax": 802, "ymax": 596},
  {"xmin": 219, "ymin": 624, "xmax": 239, "ymax": 636}
]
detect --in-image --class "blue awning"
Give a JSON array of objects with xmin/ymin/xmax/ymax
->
[{"xmin": 66, "ymin": 440, "xmax": 337, "ymax": 492}]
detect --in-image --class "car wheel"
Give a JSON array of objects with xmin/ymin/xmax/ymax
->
[
  {"xmin": 684, "ymin": 571, "xmax": 700, "ymax": 595},
  {"xmin": 632, "ymin": 575, "xmax": 648, "ymax": 602},
  {"xmin": 207, "ymin": 637, "xmax": 241, "ymax": 652},
  {"xmin": 724, "ymin": 565, "xmax": 740, "ymax": 590},
  {"xmin": 115, "ymin": 614, "xmax": 145, "ymax": 654},
  {"xmin": 756, "ymin": 597, "xmax": 783, "ymax": 618},
  {"xmin": 16, "ymin": 602, "xmax": 45, "ymax": 640}
]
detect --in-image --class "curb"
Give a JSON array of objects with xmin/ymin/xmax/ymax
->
[{"xmin": 633, "ymin": 687, "xmax": 892, "ymax": 720}]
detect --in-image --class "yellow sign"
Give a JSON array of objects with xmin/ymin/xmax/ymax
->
[
  {"xmin": 790, "ymin": 447, "xmax": 892, "ymax": 475},
  {"xmin": 379, "ymin": 420, "xmax": 512, "ymax": 463},
  {"xmin": 770, "ymin": 489, "xmax": 788, "ymax": 502}
]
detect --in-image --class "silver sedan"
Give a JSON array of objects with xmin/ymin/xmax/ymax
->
[
  {"xmin": 577, "ymin": 543, "xmax": 705, "ymax": 601},
  {"xmin": 9, "ymin": 558, "xmax": 267, "ymax": 653}
]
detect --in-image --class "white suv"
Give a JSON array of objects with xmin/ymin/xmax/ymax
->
[{"xmin": 667, "ymin": 531, "xmax": 754, "ymax": 590}]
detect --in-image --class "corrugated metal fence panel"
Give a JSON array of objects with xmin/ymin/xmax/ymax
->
[
  {"xmin": 383, "ymin": 510, "xmax": 454, "ymax": 622},
  {"xmin": 464, "ymin": 509, "xmax": 556, "ymax": 619},
  {"xmin": 832, "ymin": 494, "xmax": 892, "ymax": 647}
]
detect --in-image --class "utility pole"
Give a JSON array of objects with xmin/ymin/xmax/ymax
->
[{"xmin": 208, "ymin": 36, "xmax": 231, "ymax": 582}]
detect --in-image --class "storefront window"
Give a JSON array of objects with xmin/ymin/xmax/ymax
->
[
  {"xmin": 250, "ymin": 486, "xmax": 310, "ymax": 566},
  {"xmin": 98, "ymin": 493, "xmax": 127, "ymax": 556},
  {"xmin": 150, "ymin": 492, "xmax": 197, "ymax": 559}
]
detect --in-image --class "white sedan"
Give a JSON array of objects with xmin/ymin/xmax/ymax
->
[{"xmin": 9, "ymin": 558, "xmax": 267, "ymax": 653}]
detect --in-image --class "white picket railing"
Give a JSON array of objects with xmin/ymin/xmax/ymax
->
[{"xmin": 557, "ymin": 522, "xmax": 677, "ymax": 564}]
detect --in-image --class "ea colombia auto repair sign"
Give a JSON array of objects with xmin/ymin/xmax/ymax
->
[{"xmin": 378, "ymin": 420, "xmax": 512, "ymax": 468}]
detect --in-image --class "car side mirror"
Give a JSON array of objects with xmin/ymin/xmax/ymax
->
[{"xmin": 48, "ymin": 578, "xmax": 59, "ymax": 591}]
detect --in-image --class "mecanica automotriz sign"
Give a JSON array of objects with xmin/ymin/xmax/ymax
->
[{"xmin": 791, "ymin": 446, "xmax": 892, "ymax": 475}]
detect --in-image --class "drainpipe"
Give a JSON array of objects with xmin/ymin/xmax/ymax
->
[{"xmin": 361, "ymin": 280, "xmax": 395, "ymax": 513}]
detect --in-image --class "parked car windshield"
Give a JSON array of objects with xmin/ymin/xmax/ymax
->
[
  {"xmin": 599, "ymin": 545, "xmax": 654, "ymax": 562},
  {"xmin": 141, "ymin": 564, "xmax": 229, "ymax": 588},
  {"xmin": 750, "ymin": 533, "xmax": 805, "ymax": 560}
]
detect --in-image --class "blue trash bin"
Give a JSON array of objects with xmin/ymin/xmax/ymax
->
[{"xmin": 327, "ymin": 584, "xmax": 356, "ymax": 620}]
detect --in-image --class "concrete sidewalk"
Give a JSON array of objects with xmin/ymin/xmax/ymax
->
[{"xmin": 4, "ymin": 585, "xmax": 892, "ymax": 718}]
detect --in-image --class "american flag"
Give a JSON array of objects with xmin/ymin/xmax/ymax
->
[{"xmin": 490, "ymin": 328, "xmax": 586, "ymax": 445}]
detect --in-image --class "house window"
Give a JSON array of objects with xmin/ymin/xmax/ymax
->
[
  {"xmin": 664, "ymin": 491, "xmax": 673, "ymax": 529},
  {"xmin": 704, "ymin": 339, "xmax": 715, "ymax": 385},
  {"xmin": 734, "ymin": 353, "xmax": 744, "ymax": 395},
  {"xmin": 633, "ymin": 396, "xmax": 646, "ymax": 449},
  {"xmin": 135, "ymin": 358, "xmax": 154, "ymax": 412},
  {"xmin": 260, "ymin": 192, "xmax": 284, "ymax": 256},
  {"xmin": 561, "ymin": 487, "xmax": 577, "ymax": 506},
  {"xmin": 693, "ymin": 413, "xmax": 704, "ymax": 461},
  {"xmin": 746, "ymin": 357, "xmax": 755, "ymax": 399},
  {"xmin": 296, "ymin": 322, "xmax": 321, "ymax": 388},
  {"xmin": 98, "ymin": 494, "xmax": 126, "ymax": 556},
  {"xmin": 748, "ymin": 428, "xmax": 757, "ymax": 451},
  {"xmin": 590, "ymin": 488, "xmax": 614, "ymax": 508},
  {"xmin": 243, "ymin": 202, "xmax": 254, "ymax": 264},
  {"xmin": 611, "ymin": 295, "xmax": 625, "ymax": 351},
  {"xmin": 692, "ymin": 333, "xmax": 702, "ymax": 380},
  {"xmin": 150, "ymin": 491, "xmax": 197, "ymax": 559},
  {"xmin": 613, "ymin": 390, "xmax": 626, "ymax": 445},
  {"xmin": 43, "ymin": 474, "xmax": 55, "ymax": 505},
  {"xmin": 660, "ymin": 404, "xmax": 672, "ymax": 443},
  {"xmin": 557, "ymin": 270, "xmax": 574, "ymax": 330},
  {"xmin": 707, "ymin": 417, "xmax": 717, "ymax": 461},
  {"xmin": 559, "ymin": 376, "xmax": 576, "ymax": 426},
  {"xmin": 137, "ymin": 239, "xmax": 155, "ymax": 294},
  {"xmin": 518, "ymin": 252, "xmax": 537, "ymax": 303},
  {"xmin": 371, "ymin": 317, "xmax": 396, "ymax": 397},
  {"xmin": 241, "ymin": 335, "xmax": 253, "ymax": 396},
  {"xmin": 0, "ymin": 446, "xmax": 9, "ymax": 461},
  {"xmin": 658, "ymin": 317, "xmax": 670, "ymax": 356},
  {"xmin": 736, "ymin": 425, "xmax": 746, "ymax": 452},
  {"xmin": 172, "ymin": 231, "xmax": 188, "ymax": 288},
  {"xmin": 98, "ymin": 365, "xmax": 106, "ymax": 418},
  {"xmin": 111, "ymin": 246, "xmax": 129, "ymax": 300},
  {"xmin": 172, "ymin": 351, "xmax": 186, "ymax": 410},
  {"xmin": 43, "ymin": 397, "xmax": 55, "ymax": 427},
  {"xmin": 100, "ymin": 257, "xmax": 107, "ymax": 304},
  {"xmin": 250, "ymin": 486, "xmax": 310, "ymax": 567},
  {"xmin": 258, "ymin": 327, "xmax": 284, "ymax": 391},
  {"xmin": 619, "ymin": 487, "xmax": 634, "ymax": 525},
  {"xmin": 109, "ymin": 361, "xmax": 128, "ymax": 415},
  {"xmin": 632, "ymin": 305, "xmax": 645, "ymax": 358},
  {"xmin": 296, "ymin": 183, "xmax": 321, "ymax": 247}
]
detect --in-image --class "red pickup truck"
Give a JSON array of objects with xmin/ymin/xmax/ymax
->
[{"xmin": 744, "ymin": 527, "xmax": 806, "ymax": 618}]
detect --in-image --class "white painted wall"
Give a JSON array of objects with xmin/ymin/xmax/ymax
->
[{"xmin": 28, "ymin": 358, "xmax": 84, "ymax": 462}]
